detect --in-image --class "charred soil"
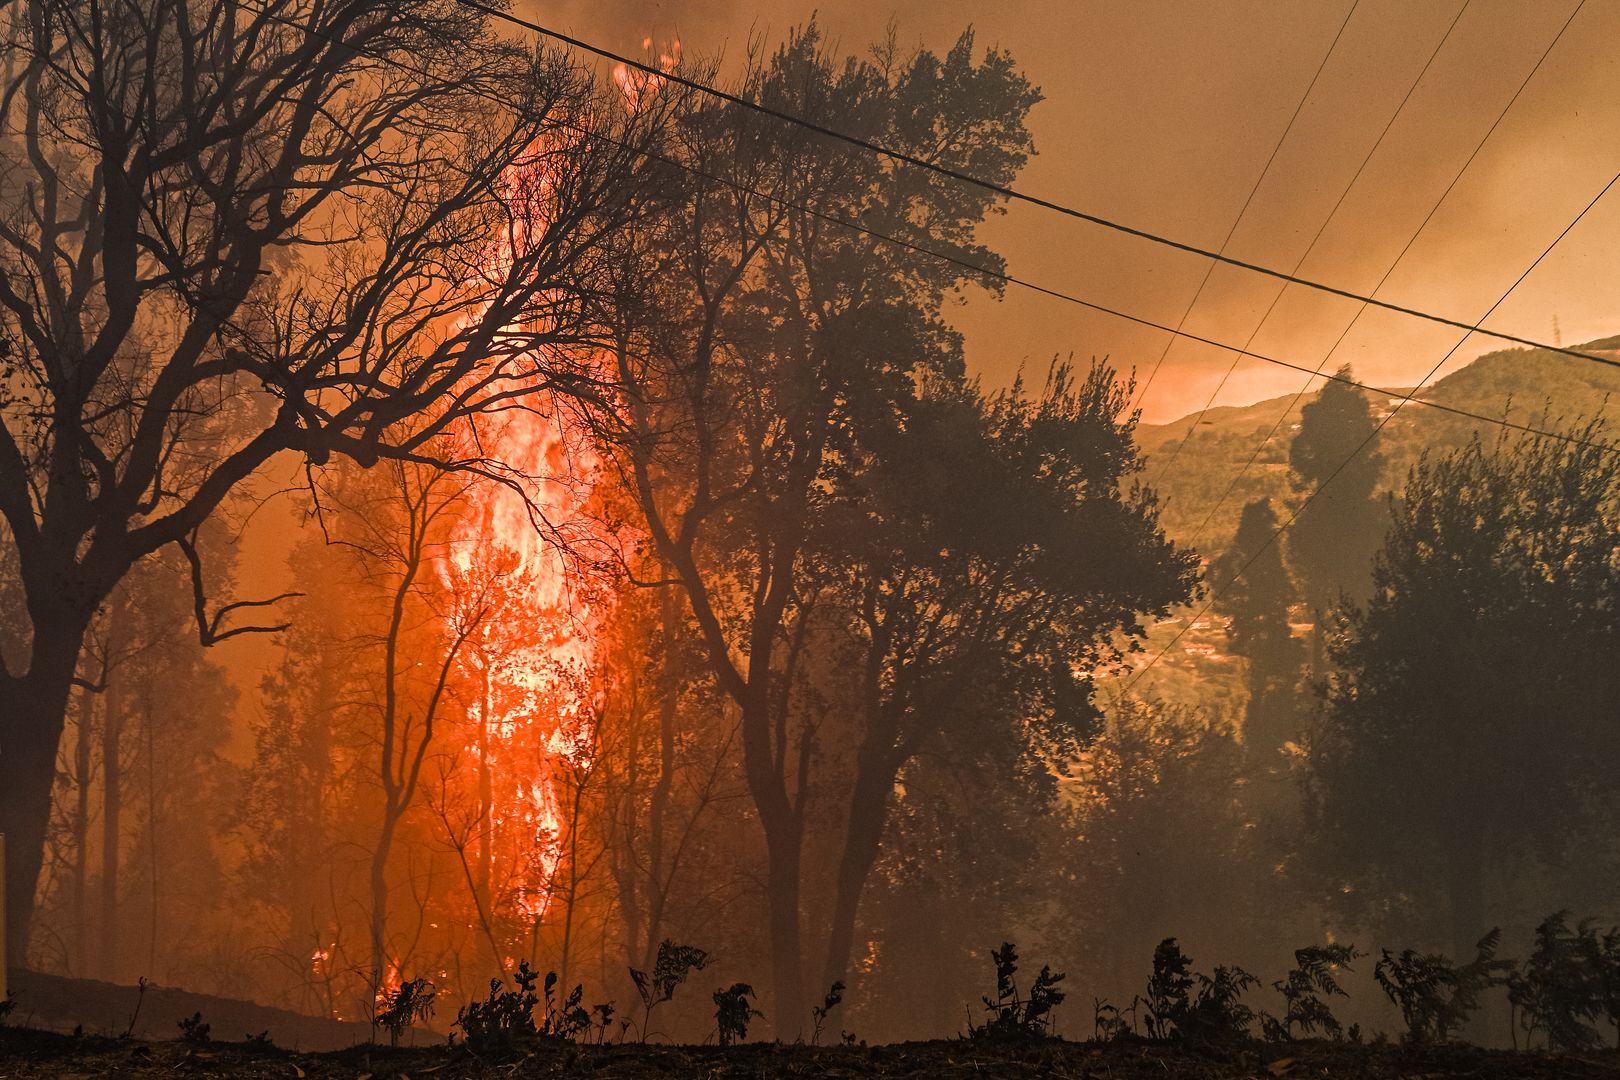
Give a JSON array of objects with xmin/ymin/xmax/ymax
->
[{"xmin": 1, "ymin": 1028, "xmax": 1618, "ymax": 1079}]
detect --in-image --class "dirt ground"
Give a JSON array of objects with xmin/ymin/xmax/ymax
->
[{"xmin": 0, "ymin": 1027, "xmax": 1617, "ymax": 1079}]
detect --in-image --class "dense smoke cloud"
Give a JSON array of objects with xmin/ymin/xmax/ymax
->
[{"xmin": 526, "ymin": 0, "xmax": 1620, "ymax": 421}]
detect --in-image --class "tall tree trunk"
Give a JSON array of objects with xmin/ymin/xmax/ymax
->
[
  {"xmin": 640, "ymin": 590, "xmax": 679, "ymax": 971},
  {"xmin": 738, "ymin": 677, "xmax": 807, "ymax": 1038},
  {"xmin": 1, "ymin": 609, "xmax": 91, "ymax": 965},
  {"xmin": 763, "ymin": 819, "xmax": 806, "ymax": 1039},
  {"xmin": 70, "ymin": 687, "xmax": 95, "ymax": 968},
  {"xmin": 476, "ymin": 662, "xmax": 493, "ymax": 908},
  {"xmin": 100, "ymin": 682, "xmax": 123, "ymax": 979},
  {"xmin": 822, "ymin": 749, "xmax": 892, "ymax": 997},
  {"xmin": 370, "ymin": 814, "xmax": 398, "ymax": 1006}
]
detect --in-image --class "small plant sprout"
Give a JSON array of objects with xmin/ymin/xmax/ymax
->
[
  {"xmin": 455, "ymin": 962, "xmax": 542, "ymax": 1056},
  {"xmin": 1144, "ymin": 938, "xmax": 1194, "ymax": 1039},
  {"xmin": 1375, "ymin": 929, "xmax": 1510, "ymax": 1043},
  {"xmin": 590, "ymin": 1002, "xmax": 617, "ymax": 1044},
  {"xmin": 630, "ymin": 940, "xmax": 709, "ymax": 1041},
  {"xmin": 177, "ymin": 1011, "xmax": 211, "ymax": 1045},
  {"xmin": 969, "ymin": 942, "xmax": 1067, "ymax": 1039},
  {"xmin": 811, "ymin": 981, "xmax": 845, "ymax": 1045},
  {"xmin": 1508, "ymin": 912, "xmax": 1608, "ymax": 1052},
  {"xmin": 376, "ymin": 977, "xmax": 436, "ymax": 1047},
  {"xmin": 713, "ymin": 983, "xmax": 761, "ymax": 1046},
  {"xmin": 540, "ymin": 971, "xmax": 591, "ymax": 1040},
  {"xmin": 1140, "ymin": 939, "xmax": 1256, "ymax": 1042},
  {"xmin": 1093, "ymin": 998, "xmax": 1129, "ymax": 1041},
  {"xmin": 1261, "ymin": 944, "xmax": 1362, "ymax": 1042},
  {"xmin": 122, "ymin": 976, "xmax": 149, "ymax": 1040}
]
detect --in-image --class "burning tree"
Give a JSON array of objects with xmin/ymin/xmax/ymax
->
[{"xmin": 0, "ymin": 0, "xmax": 665, "ymax": 957}]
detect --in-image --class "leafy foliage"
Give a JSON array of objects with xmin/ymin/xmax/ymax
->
[
  {"xmin": 1508, "ymin": 913, "xmax": 1609, "ymax": 1051},
  {"xmin": 376, "ymin": 978, "xmax": 436, "ymax": 1047},
  {"xmin": 713, "ymin": 983, "xmax": 761, "ymax": 1047},
  {"xmin": 1374, "ymin": 929, "xmax": 1509, "ymax": 1043},
  {"xmin": 176, "ymin": 1012, "xmax": 210, "ymax": 1045},
  {"xmin": 454, "ymin": 961, "xmax": 590, "ymax": 1055},
  {"xmin": 1311, "ymin": 426, "xmax": 1620, "ymax": 952},
  {"xmin": 1092, "ymin": 998, "xmax": 1131, "ymax": 1041},
  {"xmin": 1141, "ymin": 938, "xmax": 1257, "ymax": 1042},
  {"xmin": 1214, "ymin": 498, "xmax": 1305, "ymax": 760},
  {"xmin": 969, "ymin": 942, "xmax": 1067, "ymax": 1039},
  {"xmin": 630, "ymin": 941, "xmax": 709, "ymax": 1040},
  {"xmin": 1261, "ymin": 944, "xmax": 1361, "ymax": 1042},
  {"xmin": 1143, "ymin": 938, "xmax": 1194, "ymax": 1039},
  {"xmin": 540, "ymin": 971, "xmax": 592, "ymax": 1042},
  {"xmin": 811, "ymin": 981, "xmax": 845, "ymax": 1046},
  {"xmin": 1287, "ymin": 368, "xmax": 1386, "ymax": 617},
  {"xmin": 456, "ymin": 964, "xmax": 542, "ymax": 1056},
  {"xmin": 1185, "ymin": 966, "xmax": 1261, "ymax": 1043}
]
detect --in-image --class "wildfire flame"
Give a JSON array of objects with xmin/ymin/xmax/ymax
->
[
  {"xmin": 612, "ymin": 37, "xmax": 682, "ymax": 112},
  {"xmin": 417, "ymin": 30, "xmax": 667, "ymax": 954},
  {"xmin": 435, "ymin": 130, "xmax": 618, "ymax": 937}
]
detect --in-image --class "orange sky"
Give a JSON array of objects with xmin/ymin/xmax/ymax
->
[{"xmin": 528, "ymin": 0, "xmax": 1620, "ymax": 421}]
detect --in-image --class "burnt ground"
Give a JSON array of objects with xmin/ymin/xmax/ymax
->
[{"xmin": 0, "ymin": 1027, "xmax": 1617, "ymax": 1079}]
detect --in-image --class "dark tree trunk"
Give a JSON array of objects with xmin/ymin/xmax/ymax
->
[
  {"xmin": 476, "ymin": 663, "xmax": 493, "ymax": 909},
  {"xmin": 763, "ymin": 819, "xmax": 806, "ymax": 1039},
  {"xmin": 737, "ymin": 671, "xmax": 808, "ymax": 1039},
  {"xmin": 640, "ymin": 593, "xmax": 679, "ymax": 972},
  {"xmin": 70, "ymin": 687, "xmax": 95, "ymax": 967},
  {"xmin": 370, "ymin": 814, "xmax": 398, "ymax": 1003},
  {"xmin": 1, "ymin": 613, "xmax": 89, "ymax": 964},
  {"xmin": 822, "ymin": 749, "xmax": 892, "ymax": 998},
  {"xmin": 100, "ymin": 683, "xmax": 123, "ymax": 978}
]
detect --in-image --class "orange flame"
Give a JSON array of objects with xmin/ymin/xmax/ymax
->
[
  {"xmin": 613, "ymin": 37, "xmax": 682, "ymax": 112},
  {"xmin": 437, "ymin": 130, "xmax": 622, "ymax": 938}
]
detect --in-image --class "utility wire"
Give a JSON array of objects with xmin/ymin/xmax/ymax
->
[
  {"xmin": 1130, "ymin": 0, "xmax": 1360, "ymax": 415},
  {"xmin": 456, "ymin": 0, "xmax": 1620, "ymax": 371},
  {"xmin": 1122, "ymin": 167, "xmax": 1620, "ymax": 695},
  {"xmin": 1149, "ymin": 0, "xmax": 1470, "ymax": 486},
  {"xmin": 238, "ymin": 0, "xmax": 1620, "ymax": 703},
  {"xmin": 237, "ymin": 0, "xmax": 1620, "ymax": 469},
  {"xmin": 1182, "ymin": 0, "xmax": 1588, "ymax": 551}
]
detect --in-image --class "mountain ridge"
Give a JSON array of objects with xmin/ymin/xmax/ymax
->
[{"xmin": 1137, "ymin": 334, "xmax": 1620, "ymax": 553}]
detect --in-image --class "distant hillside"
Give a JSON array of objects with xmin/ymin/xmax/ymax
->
[
  {"xmin": 1137, "ymin": 335, "xmax": 1620, "ymax": 557},
  {"xmin": 1112, "ymin": 335, "xmax": 1620, "ymax": 706}
]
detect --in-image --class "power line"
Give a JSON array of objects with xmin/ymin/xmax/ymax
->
[
  {"xmin": 235, "ymin": 0, "xmax": 1620, "ymax": 469},
  {"xmin": 1149, "ymin": 0, "xmax": 1470, "ymax": 486},
  {"xmin": 1130, "ymin": 0, "xmax": 1360, "ymax": 415},
  {"xmin": 1122, "ymin": 167, "xmax": 1620, "ymax": 695},
  {"xmin": 456, "ymin": 0, "xmax": 1620, "ymax": 371},
  {"xmin": 1182, "ymin": 0, "xmax": 1589, "ymax": 551},
  {"xmin": 236, "ymin": 0, "xmax": 1620, "ymax": 704}
]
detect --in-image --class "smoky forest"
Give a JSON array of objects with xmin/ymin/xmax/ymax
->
[{"xmin": 1, "ymin": 0, "xmax": 1619, "ymax": 1076}]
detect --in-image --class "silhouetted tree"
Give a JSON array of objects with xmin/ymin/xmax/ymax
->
[
  {"xmin": 1058, "ymin": 699, "xmax": 1267, "ymax": 1000},
  {"xmin": 0, "ymin": 0, "xmax": 663, "ymax": 955},
  {"xmin": 1214, "ymin": 498, "xmax": 1304, "ymax": 767},
  {"xmin": 1287, "ymin": 369, "xmax": 1386, "ymax": 665},
  {"xmin": 1308, "ymin": 426, "xmax": 1620, "ymax": 956},
  {"xmin": 814, "ymin": 364, "xmax": 1196, "ymax": 997},
  {"xmin": 588, "ymin": 23, "xmax": 1044, "ymax": 1030}
]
